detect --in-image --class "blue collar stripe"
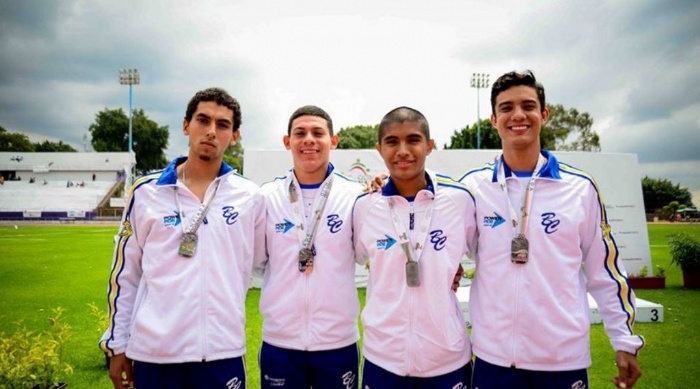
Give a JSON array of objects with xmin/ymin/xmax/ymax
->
[
  {"xmin": 381, "ymin": 173, "xmax": 435, "ymax": 197},
  {"xmin": 156, "ymin": 156, "xmax": 233, "ymax": 186},
  {"xmin": 300, "ymin": 182, "xmax": 322, "ymax": 189},
  {"xmin": 491, "ymin": 150, "xmax": 561, "ymax": 182}
]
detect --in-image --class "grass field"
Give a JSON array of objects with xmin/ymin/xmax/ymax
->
[{"xmin": 1, "ymin": 223, "xmax": 699, "ymax": 388}]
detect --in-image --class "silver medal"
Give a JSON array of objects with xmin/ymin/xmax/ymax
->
[
  {"xmin": 406, "ymin": 261, "xmax": 421, "ymax": 287},
  {"xmin": 178, "ymin": 232, "xmax": 198, "ymax": 257},
  {"xmin": 511, "ymin": 234, "xmax": 529, "ymax": 264},
  {"xmin": 298, "ymin": 248, "xmax": 314, "ymax": 273}
]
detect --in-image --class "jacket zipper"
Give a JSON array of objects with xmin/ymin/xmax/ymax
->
[
  {"xmin": 407, "ymin": 199, "xmax": 415, "ymax": 374},
  {"xmin": 510, "ymin": 253, "xmax": 524, "ymax": 368},
  {"xmin": 200, "ymin": 193, "xmax": 208, "ymax": 361},
  {"xmin": 408, "ymin": 282, "xmax": 415, "ymax": 375},
  {"xmin": 304, "ymin": 266, "xmax": 310, "ymax": 350},
  {"xmin": 198, "ymin": 181, "xmax": 217, "ymax": 362}
]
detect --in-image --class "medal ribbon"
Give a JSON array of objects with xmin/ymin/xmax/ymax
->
[
  {"xmin": 288, "ymin": 173, "xmax": 334, "ymax": 252},
  {"xmin": 387, "ymin": 196, "xmax": 434, "ymax": 264},
  {"xmin": 496, "ymin": 153, "xmax": 547, "ymax": 238},
  {"xmin": 174, "ymin": 177, "xmax": 221, "ymax": 236}
]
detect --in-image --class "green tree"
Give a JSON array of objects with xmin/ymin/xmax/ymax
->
[
  {"xmin": 544, "ymin": 104, "xmax": 600, "ymax": 151},
  {"xmin": 642, "ymin": 176, "xmax": 694, "ymax": 212},
  {"xmin": 443, "ymin": 119, "xmax": 501, "ymax": 150},
  {"xmin": 337, "ymin": 125, "xmax": 378, "ymax": 149},
  {"xmin": 89, "ymin": 108, "xmax": 169, "ymax": 174},
  {"xmin": 223, "ymin": 141, "xmax": 244, "ymax": 173},
  {"xmin": 0, "ymin": 126, "xmax": 35, "ymax": 151},
  {"xmin": 443, "ymin": 103, "xmax": 600, "ymax": 151},
  {"xmin": 660, "ymin": 201, "xmax": 682, "ymax": 220},
  {"xmin": 34, "ymin": 140, "xmax": 77, "ymax": 152}
]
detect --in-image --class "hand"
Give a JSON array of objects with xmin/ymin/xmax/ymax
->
[
  {"xmin": 363, "ymin": 173, "xmax": 388, "ymax": 193},
  {"xmin": 109, "ymin": 353, "xmax": 134, "ymax": 389},
  {"xmin": 452, "ymin": 264, "xmax": 464, "ymax": 292},
  {"xmin": 611, "ymin": 351, "xmax": 641, "ymax": 388}
]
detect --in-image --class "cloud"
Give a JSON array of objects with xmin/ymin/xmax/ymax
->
[
  {"xmin": 0, "ymin": 0, "xmax": 698, "ymax": 203},
  {"xmin": 602, "ymin": 102, "xmax": 700, "ymax": 163}
]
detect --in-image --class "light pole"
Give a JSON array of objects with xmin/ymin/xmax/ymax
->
[
  {"xmin": 119, "ymin": 68, "xmax": 140, "ymax": 186},
  {"xmin": 470, "ymin": 73, "xmax": 490, "ymax": 149}
]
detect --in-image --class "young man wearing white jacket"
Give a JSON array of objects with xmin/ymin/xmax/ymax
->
[
  {"xmin": 460, "ymin": 71, "xmax": 644, "ymax": 389},
  {"xmin": 354, "ymin": 106, "xmax": 476, "ymax": 389},
  {"xmin": 256, "ymin": 105, "xmax": 362, "ymax": 389},
  {"xmin": 100, "ymin": 88, "xmax": 266, "ymax": 389}
]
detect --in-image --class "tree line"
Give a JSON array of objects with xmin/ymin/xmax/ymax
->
[
  {"xmin": 1, "ymin": 103, "xmax": 693, "ymax": 212},
  {"xmin": 0, "ymin": 126, "xmax": 76, "ymax": 152}
]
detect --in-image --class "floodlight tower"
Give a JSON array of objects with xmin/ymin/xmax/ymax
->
[
  {"xmin": 119, "ymin": 68, "xmax": 140, "ymax": 186},
  {"xmin": 470, "ymin": 73, "xmax": 490, "ymax": 149}
]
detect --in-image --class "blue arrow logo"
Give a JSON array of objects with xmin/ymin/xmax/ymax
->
[
  {"xmin": 275, "ymin": 219, "xmax": 295, "ymax": 233},
  {"xmin": 376, "ymin": 234, "xmax": 397, "ymax": 250},
  {"xmin": 163, "ymin": 211, "xmax": 181, "ymax": 228},
  {"xmin": 385, "ymin": 235, "xmax": 396, "ymax": 249},
  {"xmin": 483, "ymin": 212, "xmax": 506, "ymax": 228}
]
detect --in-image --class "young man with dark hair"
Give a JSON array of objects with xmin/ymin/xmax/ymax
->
[
  {"xmin": 460, "ymin": 71, "xmax": 644, "ymax": 389},
  {"xmin": 256, "ymin": 105, "xmax": 362, "ymax": 389},
  {"xmin": 100, "ymin": 87, "xmax": 266, "ymax": 389},
  {"xmin": 354, "ymin": 106, "xmax": 476, "ymax": 389}
]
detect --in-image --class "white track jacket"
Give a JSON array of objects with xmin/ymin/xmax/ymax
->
[
  {"xmin": 353, "ymin": 170, "xmax": 477, "ymax": 377},
  {"xmin": 460, "ymin": 151, "xmax": 644, "ymax": 371},
  {"xmin": 257, "ymin": 164, "xmax": 362, "ymax": 351},
  {"xmin": 99, "ymin": 157, "xmax": 266, "ymax": 363}
]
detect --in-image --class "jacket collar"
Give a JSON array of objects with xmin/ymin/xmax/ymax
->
[
  {"xmin": 491, "ymin": 150, "xmax": 561, "ymax": 182},
  {"xmin": 286, "ymin": 162, "xmax": 335, "ymax": 187},
  {"xmin": 156, "ymin": 156, "xmax": 234, "ymax": 186},
  {"xmin": 381, "ymin": 170, "xmax": 436, "ymax": 198}
]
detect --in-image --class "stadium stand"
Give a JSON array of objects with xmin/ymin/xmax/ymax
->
[{"xmin": 0, "ymin": 152, "xmax": 131, "ymax": 221}]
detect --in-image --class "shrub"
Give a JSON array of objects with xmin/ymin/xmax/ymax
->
[
  {"xmin": 654, "ymin": 265, "xmax": 666, "ymax": 277},
  {"xmin": 0, "ymin": 307, "xmax": 73, "ymax": 389},
  {"xmin": 87, "ymin": 303, "xmax": 110, "ymax": 334},
  {"xmin": 465, "ymin": 267, "xmax": 476, "ymax": 280},
  {"xmin": 668, "ymin": 233, "xmax": 700, "ymax": 271},
  {"xmin": 88, "ymin": 302, "xmax": 111, "ymax": 369},
  {"xmin": 629, "ymin": 264, "xmax": 665, "ymax": 278},
  {"xmin": 631, "ymin": 265, "xmax": 649, "ymax": 278}
]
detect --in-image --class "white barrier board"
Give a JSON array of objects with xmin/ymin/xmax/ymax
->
[
  {"xmin": 245, "ymin": 149, "xmax": 652, "ymax": 276},
  {"xmin": 456, "ymin": 286, "xmax": 663, "ymax": 324}
]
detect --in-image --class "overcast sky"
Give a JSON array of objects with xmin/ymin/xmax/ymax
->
[{"xmin": 1, "ymin": 0, "xmax": 698, "ymax": 203}]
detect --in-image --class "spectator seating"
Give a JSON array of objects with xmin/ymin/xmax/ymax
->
[{"xmin": 0, "ymin": 180, "xmax": 115, "ymax": 211}]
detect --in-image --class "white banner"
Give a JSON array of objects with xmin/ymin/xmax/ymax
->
[
  {"xmin": 67, "ymin": 210, "xmax": 86, "ymax": 218},
  {"xmin": 244, "ymin": 149, "xmax": 652, "ymax": 277},
  {"xmin": 22, "ymin": 210, "xmax": 42, "ymax": 218}
]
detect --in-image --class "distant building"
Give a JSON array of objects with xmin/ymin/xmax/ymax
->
[{"xmin": 0, "ymin": 152, "xmax": 131, "ymax": 221}]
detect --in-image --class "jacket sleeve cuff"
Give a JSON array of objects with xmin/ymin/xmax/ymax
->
[
  {"xmin": 611, "ymin": 335, "xmax": 645, "ymax": 355},
  {"xmin": 99, "ymin": 335, "xmax": 127, "ymax": 357}
]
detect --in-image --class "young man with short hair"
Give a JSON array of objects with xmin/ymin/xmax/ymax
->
[
  {"xmin": 256, "ymin": 105, "xmax": 362, "ymax": 389},
  {"xmin": 100, "ymin": 87, "xmax": 266, "ymax": 389},
  {"xmin": 354, "ymin": 106, "xmax": 476, "ymax": 389},
  {"xmin": 460, "ymin": 71, "xmax": 644, "ymax": 389}
]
